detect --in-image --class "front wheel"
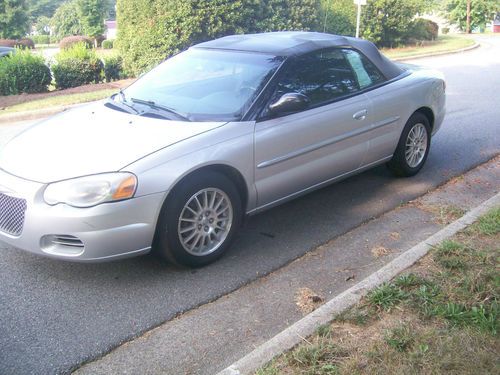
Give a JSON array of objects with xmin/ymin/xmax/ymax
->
[
  {"xmin": 387, "ymin": 113, "xmax": 431, "ymax": 177},
  {"xmin": 155, "ymin": 171, "xmax": 242, "ymax": 267}
]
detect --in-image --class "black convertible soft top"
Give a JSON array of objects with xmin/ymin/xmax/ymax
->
[{"xmin": 193, "ymin": 31, "xmax": 404, "ymax": 80}]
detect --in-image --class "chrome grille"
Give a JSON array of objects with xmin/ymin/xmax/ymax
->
[{"xmin": 0, "ymin": 193, "xmax": 27, "ymax": 236}]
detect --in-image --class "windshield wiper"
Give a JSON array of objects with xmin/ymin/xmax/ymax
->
[
  {"xmin": 108, "ymin": 90, "xmax": 139, "ymax": 114},
  {"xmin": 130, "ymin": 98, "xmax": 190, "ymax": 121}
]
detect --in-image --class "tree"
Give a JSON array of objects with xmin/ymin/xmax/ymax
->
[
  {"xmin": 318, "ymin": 0, "xmax": 357, "ymax": 36},
  {"xmin": 444, "ymin": 0, "xmax": 498, "ymax": 32},
  {"xmin": 361, "ymin": 0, "xmax": 422, "ymax": 47},
  {"xmin": 51, "ymin": 0, "xmax": 82, "ymax": 38},
  {"xmin": 0, "ymin": 0, "xmax": 29, "ymax": 39},
  {"xmin": 28, "ymin": 0, "xmax": 65, "ymax": 22},
  {"xmin": 116, "ymin": 0, "xmax": 320, "ymax": 76},
  {"xmin": 77, "ymin": 0, "xmax": 106, "ymax": 41}
]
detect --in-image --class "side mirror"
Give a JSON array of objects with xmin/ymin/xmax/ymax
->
[{"xmin": 268, "ymin": 92, "xmax": 310, "ymax": 116}]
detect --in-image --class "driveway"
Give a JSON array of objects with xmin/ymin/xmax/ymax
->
[{"xmin": 0, "ymin": 35, "xmax": 499, "ymax": 375}]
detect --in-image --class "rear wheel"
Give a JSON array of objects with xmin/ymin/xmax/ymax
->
[
  {"xmin": 387, "ymin": 113, "xmax": 431, "ymax": 177},
  {"xmin": 155, "ymin": 171, "xmax": 242, "ymax": 267}
]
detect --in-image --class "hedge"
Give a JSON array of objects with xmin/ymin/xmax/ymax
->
[
  {"xmin": 410, "ymin": 18, "xmax": 439, "ymax": 41},
  {"xmin": 103, "ymin": 55, "xmax": 124, "ymax": 82},
  {"xmin": 59, "ymin": 35, "xmax": 93, "ymax": 50},
  {"xmin": 116, "ymin": 0, "xmax": 320, "ymax": 76},
  {"xmin": 102, "ymin": 39, "xmax": 114, "ymax": 49},
  {"xmin": 0, "ymin": 38, "xmax": 35, "ymax": 49},
  {"xmin": 0, "ymin": 49, "xmax": 52, "ymax": 95},
  {"xmin": 52, "ymin": 43, "xmax": 104, "ymax": 89}
]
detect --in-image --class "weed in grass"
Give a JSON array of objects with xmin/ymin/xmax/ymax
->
[
  {"xmin": 316, "ymin": 324, "xmax": 331, "ymax": 338},
  {"xmin": 255, "ymin": 363, "xmax": 280, "ymax": 375},
  {"xmin": 394, "ymin": 273, "xmax": 426, "ymax": 289},
  {"xmin": 434, "ymin": 240, "xmax": 469, "ymax": 270},
  {"xmin": 367, "ymin": 283, "xmax": 408, "ymax": 311},
  {"xmin": 288, "ymin": 339, "xmax": 349, "ymax": 369},
  {"xmin": 384, "ymin": 324, "xmax": 415, "ymax": 352},
  {"xmin": 335, "ymin": 307, "xmax": 372, "ymax": 326},
  {"xmin": 475, "ymin": 207, "xmax": 500, "ymax": 235}
]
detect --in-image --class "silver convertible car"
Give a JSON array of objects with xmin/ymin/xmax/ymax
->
[{"xmin": 0, "ymin": 32, "xmax": 445, "ymax": 266}]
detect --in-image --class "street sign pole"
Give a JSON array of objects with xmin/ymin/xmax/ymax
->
[{"xmin": 354, "ymin": 0, "xmax": 366, "ymax": 38}]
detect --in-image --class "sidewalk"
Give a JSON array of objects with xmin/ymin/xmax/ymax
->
[{"xmin": 74, "ymin": 157, "xmax": 499, "ymax": 374}]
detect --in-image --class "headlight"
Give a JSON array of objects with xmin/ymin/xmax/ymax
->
[{"xmin": 44, "ymin": 172, "xmax": 137, "ymax": 208}]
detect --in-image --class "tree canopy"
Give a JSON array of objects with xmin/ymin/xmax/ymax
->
[
  {"xmin": 116, "ymin": 0, "xmax": 320, "ymax": 76},
  {"xmin": 0, "ymin": 0, "xmax": 30, "ymax": 39},
  {"xmin": 444, "ymin": 0, "xmax": 498, "ymax": 32}
]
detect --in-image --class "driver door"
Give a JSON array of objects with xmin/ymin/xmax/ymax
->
[{"xmin": 254, "ymin": 48, "xmax": 372, "ymax": 208}]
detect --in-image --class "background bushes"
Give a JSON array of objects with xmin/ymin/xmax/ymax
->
[
  {"xmin": 102, "ymin": 39, "xmax": 114, "ymax": 49},
  {"xmin": 409, "ymin": 18, "xmax": 439, "ymax": 41},
  {"xmin": 59, "ymin": 35, "xmax": 93, "ymax": 50},
  {"xmin": 0, "ymin": 49, "xmax": 52, "ymax": 95},
  {"xmin": 0, "ymin": 38, "xmax": 34, "ymax": 48},
  {"xmin": 116, "ymin": 0, "xmax": 320, "ymax": 76},
  {"xmin": 103, "ymin": 54, "xmax": 123, "ymax": 82},
  {"xmin": 52, "ymin": 43, "xmax": 103, "ymax": 89},
  {"xmin": 31, "ymin": 35, "xmax": 59, "ymax": 45}
]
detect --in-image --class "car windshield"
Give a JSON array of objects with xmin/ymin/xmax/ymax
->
[{"xmin": 122, "ymin": 48, "xmax": 284, "ymax": 122}]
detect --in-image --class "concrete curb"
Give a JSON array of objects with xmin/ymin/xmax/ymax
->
[
  {"xmin": 218, "ymin": 191, "xmax": 500, "ymax": 375},
  {"xmin": 392, "ymin": 41, "xmax": 480, "ymax": 61}
]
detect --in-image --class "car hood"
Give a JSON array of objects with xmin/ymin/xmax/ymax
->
[{"xmin": 0, "ymin": 102, "xmax": 226, "ymax": 183}]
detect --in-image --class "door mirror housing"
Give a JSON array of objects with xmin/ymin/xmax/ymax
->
[{"xmin": 268, "ymin": 92, "xmax": 310, "ymax": 116}]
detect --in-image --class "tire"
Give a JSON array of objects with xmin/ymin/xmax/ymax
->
[
  {"xmin": 155, "ymin": 171, "xmax": 242, "ymax": 267},
  {"xmin": 387, "ymin": 112, "xmax": 431, "ymax": 177}
]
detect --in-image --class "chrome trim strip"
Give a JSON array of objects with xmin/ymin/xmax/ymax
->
[
  {"xmin": 257, "ymin": 116, "xmax": 399, "ymax": 169},
  {"xmin": 248, "ymin": 155, "xmax": 393, "ymax": 215}
]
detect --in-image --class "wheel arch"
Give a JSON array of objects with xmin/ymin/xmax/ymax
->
[{"xmin": 414, "ymin": 106, "xmax": 435, "ymax": 132}]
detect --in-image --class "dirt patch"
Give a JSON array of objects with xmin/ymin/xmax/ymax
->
[
  {"xmin": 295, "ymin": 288, "xmax": 324, "ymax": 315},
  {"xmin": 0, "ymin": 78, "xmax": 135, "ymax": 109},
  {"xmin": 371, "ymin": 245, "xmax": 392, "ymax": 258}
]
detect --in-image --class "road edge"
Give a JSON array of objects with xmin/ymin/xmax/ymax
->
[
  {"xmin": 218, "ymin": 191, "xmax": 500, "ymax": 375},
  {"xmin": 391, "ymin": 41, "xmax": 479, "ymax": 61}
]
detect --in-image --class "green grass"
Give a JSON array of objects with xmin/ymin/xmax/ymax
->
[
  {"xmin": 257, "ymin": 207, "xmax": 500, "ymax": 374},
  {"xmin": 382, "ymin": 34, "xmax": 476, "ymax": 60},
  {"xmin": 0, "ymin": 88, "xmax": 118, "ymax": 114}
]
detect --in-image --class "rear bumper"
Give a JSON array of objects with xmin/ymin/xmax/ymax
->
[{"xmin": 0, "ymin": 169, "xmax": 166, "ymax": 262}]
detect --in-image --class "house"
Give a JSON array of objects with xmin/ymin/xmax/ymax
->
[{"xmin": 105, "ymin": 20, "xmax": 117, "ymax": 39}]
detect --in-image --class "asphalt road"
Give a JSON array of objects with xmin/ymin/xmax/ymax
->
[{"xmin": 1, "ymin": 35, "xmax": 499, "ymax": 375}]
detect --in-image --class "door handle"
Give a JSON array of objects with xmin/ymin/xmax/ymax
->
[{"xmin": 353, "ymin": 109, "xmax": 367, "ymax": 121}]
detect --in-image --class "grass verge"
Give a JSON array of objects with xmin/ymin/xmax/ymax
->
[
  {"xmin": 0, "ymin": 89, "xmax": 117, "ymax": 114},
  {"xmin": 257, "ymin": 207, "xmax": 500, "ymax": 375},
  {"xmin": 382, "ymin": 34, "xmax": 476, "ymax": 60}
]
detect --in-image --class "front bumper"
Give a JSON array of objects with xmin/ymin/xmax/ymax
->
[{"xmin": 0, "ymin": 169, "xmax": 166, "ymax": 262}]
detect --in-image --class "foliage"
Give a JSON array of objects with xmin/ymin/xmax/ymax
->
[
  {"xmin": 0, "ymin": 48, "xmax": 51, "ymax": 95},
  {"xmin": 409, "ymin": 18, "xmax": 439, "ymax": 41},
  {"xmin": 52, "ymin": 42, "xmax": 104, "ymax": 89},
  {"xmin": 319, "ymin": 0, "xmax": 356, "ymax": 35},
  {"xmin": 31, "ymin": 34, "xmax": 58, "ymax": 45},
  {"xmin": 102, "ymin": 39, "xmax": 114, "ymax": 49},
  {"xmin": 103, "ymin": 54, "xmax": 122, "ymax": 82},
  {"xmin": 0, "ymin": 0, "xmax": 30, "ymax": 39},
  {"xmin": 361, "ymin": 0, "xmax": 423, "ymax": 47},
  {"xmin": 116, "ymin": 0, "xmax": 320, "ymax": 76},
  {"xmin": 50, "ymin": 0, "xmax": 82, "ymax": 38},
  {"xmin": 28, "ymin": 0, "xmax": 65, "ymax": 22},
  {"xmin": 77, "ymin": 0, "xmax": 106, "ymax": 40},
  {"xmin": 444, "ymin": 0, "xmax": 499, "ymax": 32},
  {"xmin": 0, "ymin": 38, "xmax": 34, "ymax": 48},
  {"xmin": 59, "ymin": 35, "xmax": 93, "ymax": 50}
]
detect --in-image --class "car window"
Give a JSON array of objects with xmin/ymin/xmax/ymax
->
[
  {"xmin": 342, "ymin": 49, "xmax": 385, "ymax": 89},
  {"xmin": 269, "ymin": 49, "xmax": 359, "ymax": 109}
]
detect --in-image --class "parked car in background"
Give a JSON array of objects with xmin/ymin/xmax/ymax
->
[
  {"xmin": 0, "ymin": 47, "xmax": 14, "ymax": 58},
  {"xmin": 0, "ymin": 32, "xmax": 445, "ymax": 267}
]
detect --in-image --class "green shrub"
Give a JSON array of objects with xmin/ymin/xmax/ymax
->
[
  {"xmin": 52, "ymin": 43, "xmax": 103, "ymax": 89},
  {"xmin": 116, "ymin": 0, "xmax": 320, "ymax": 76},
  {"xmin": 103, "ymin": 54, "xmax": 122, "ymax": 82},
  {"xmin": 442, "ymin": 27, "xmax": 450, "ymax": 34},
  {"xmin": 31, "ymin": 35, "xmax": 51, "ymax": 45},
  {"xmin": 59, "ymin": 35, "xmax": 93, "ymax": 50},
  {"xmin": 0, "ymin": 49, "xmax": 51, "ymax": 95},
  {"xmin": 409, "ymin": 18, "xmax": 439, "ymax": 41},
  {"xmin": 102, "ymin": 39, "xmax": 114, "ymax": 49}
]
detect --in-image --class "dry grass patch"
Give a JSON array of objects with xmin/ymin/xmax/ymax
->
[{"xmin": 257, "ymin": 208, "xmax": 499, "ymax": 375}]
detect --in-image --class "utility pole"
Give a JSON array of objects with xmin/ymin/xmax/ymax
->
[
  {"xmin": 466, "ymin": 0, "xmax": 471, "ymax": 34},
  {"xmin": 354, "ymin": 0, "xmax": 366, "ymax": 38}
]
